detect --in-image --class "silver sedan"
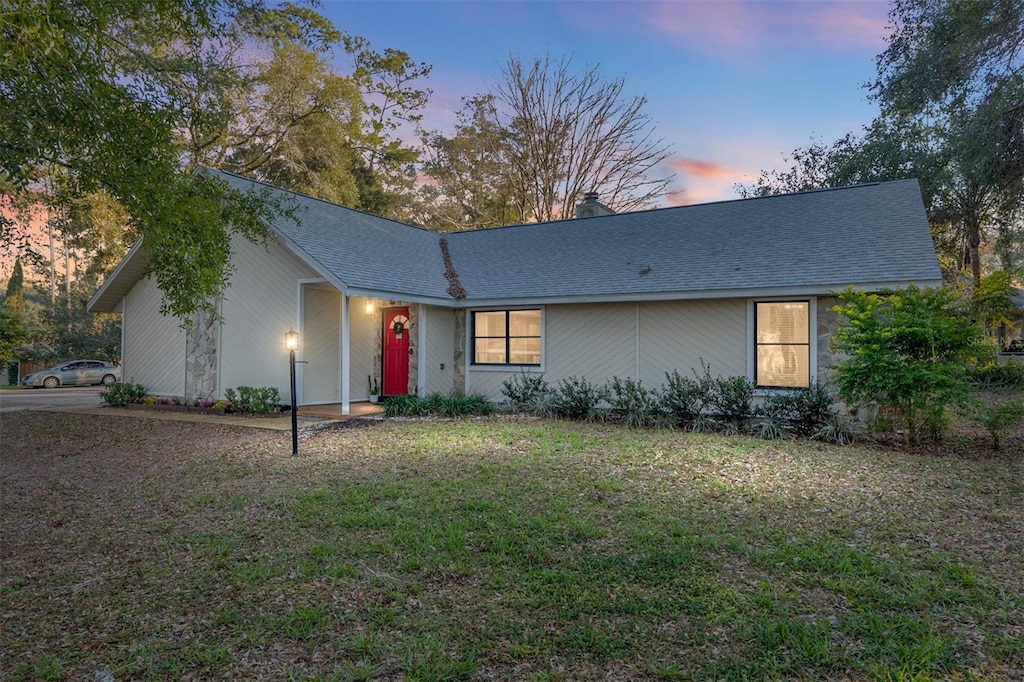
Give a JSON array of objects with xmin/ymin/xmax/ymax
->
[{"xmin": 22, "ymin": 360, "xmax": 122, "ymax": 388}]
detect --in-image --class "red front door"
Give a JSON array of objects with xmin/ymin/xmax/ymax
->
[{"xmin": 383, "ymin": 308, "xmax": 410, "ymax": 396}]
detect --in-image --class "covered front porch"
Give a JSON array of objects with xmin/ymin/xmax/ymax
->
[{"xmin": 293, "ymin": 282, "xmax": 425, "ymax": 415}]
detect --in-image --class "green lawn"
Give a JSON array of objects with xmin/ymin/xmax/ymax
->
[{"xmin": 2, "ymin": 413, "xmax": 1021, "ymax": 680}]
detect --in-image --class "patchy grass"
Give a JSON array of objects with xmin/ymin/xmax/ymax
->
[{"xmin": 1, "ymin": 413, "xmax": 1022, "ymax": 680}]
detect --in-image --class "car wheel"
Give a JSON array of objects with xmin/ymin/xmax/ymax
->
[
  {"xmin": 42, "ymin": 376, "xmax": 59, "ymax": 389},
  {"xmin": 101, "ymin": 374, "xmax": 117, "ymax": 385}
]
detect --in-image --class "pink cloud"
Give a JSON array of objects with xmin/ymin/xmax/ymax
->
[
  {"xmin": 669, "ymin": 157, "xmax": 736, "ymax": 180},
  {"xmin": 663, "ymin": 151, "xmax": 784, "ymax": 205},
  {"xmin": 623, "ymin": 1, "xmax": 889, "ymax": 56},
  {"xmin": 664, "ymin": 156, "xmax": 743, "ymax": 205}
]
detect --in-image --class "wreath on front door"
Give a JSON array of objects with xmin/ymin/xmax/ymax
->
[{"xmin": 392, "ymin": 316, "xmax": 408, "ymax": 338}]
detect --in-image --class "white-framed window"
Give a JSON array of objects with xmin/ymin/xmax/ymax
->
[
  {"xmin": 471, "ymin": 309, "xmax": 542, "ymax": 366},
  {"xmin": 754, "ymin": 301, "xmax": 810, "ymax": 388}
]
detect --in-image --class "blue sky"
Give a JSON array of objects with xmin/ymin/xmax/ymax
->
[{"xmin": 320, "ymin": 0, "xmax": 892, "ymax": 205}]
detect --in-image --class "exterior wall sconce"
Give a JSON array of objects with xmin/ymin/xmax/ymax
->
[{"xmin": 365, "ymin": 300, "xmax": 375, "ymax": 316}]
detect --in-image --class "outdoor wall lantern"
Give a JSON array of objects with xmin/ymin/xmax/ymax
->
[
  {"xmin": 285, "ymin": 329, "xmax": 298, "ymax": 455},
  {"xmin": 365, "ymin": 300, "xmax": 375, "ymax": 316}
]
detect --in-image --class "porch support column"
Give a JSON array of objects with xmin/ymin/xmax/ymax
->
[
  {"xmin": 417, "ymin": 304, "xmax": 427, "ymax": 397},
  {"xmin": 341, "ymin": 293, "xmax": 351, "ymax": 415}
]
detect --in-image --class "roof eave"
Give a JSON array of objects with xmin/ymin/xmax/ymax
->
[
  {"xmin": 86, "ymin": 239, "xmax": 152, "ymax": 313},
  {"xmin": 445, "ymin": 278, "xmax": 946, "ymax": 308}
]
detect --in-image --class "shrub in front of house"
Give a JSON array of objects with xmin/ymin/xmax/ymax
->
[
  {"xmin": 501, "ymin": 371, "xmax": 551, "ymax": 412},
  {"xmin": 608, "ymin": 376, "xmax": 659, "ymax": 429},
  {"xmin": 552, "ymin": 376, "xmax": 608, "ymax": 422},
  {"xmin": 101, "ymin": 380, "xmax": 146, "ymax": 407},
  {"xmin": 966, "ymin": 397, "xmax": 1024, "ymax": 451},
  {"xmin": 831, "ymin": 285, "xmax": 981, "ymax": 444},
  {"xmin": 383, "ymin": 392, "xmax": 493, "ymax": 418},
  {"xmin": 968, "ymin": 361, "xmax": 1024, "ymax": 390},
  {"xmin": 706, "ymin": 374, "xmax": 755, "ymax": 433},
  {"xmin": 224, "ymin": 386, "xmax": 281, "ymax": 415},
  {"xmin": 756, "ymin": 382, "xmax": 835, "ymax": 437},
  {"xmin": 658, "ymin": 370, "xmax": 709, "ymax": 429}
]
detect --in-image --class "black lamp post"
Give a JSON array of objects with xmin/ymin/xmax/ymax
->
[{"xmin": 286, "ymin": 328, "xmax": 298, "ymax": 456}]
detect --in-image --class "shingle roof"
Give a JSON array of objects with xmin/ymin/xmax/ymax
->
[
  {"xmin": 133, "ymin": 171, "xmax": 942, "ymax": 307},
  {"xmin": 445, "ymin": 179, "xmax": 941, "ymax": 302},
  {"xmin": 214, "ymin": 171, "xmax": 451, "ymax": 300}
]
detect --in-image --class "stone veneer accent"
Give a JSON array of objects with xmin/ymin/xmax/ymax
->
[
  {"xmin": 816, "ymin": 296, "xmax": 842, "ymax": 386},
  {"xmin": 407, "ymin": 305, "xmax": 418, "ymax": 395},
  {"xmin": 453, "ymin": 310, "xmax": 466, "ymax": 395},
  {"xmin": 185, "ymin": 305, "xmax": 220, "ymax": 404},
  {"xmin": 817, "ymin": 295, "xmax": 877, "ymax": 423}
]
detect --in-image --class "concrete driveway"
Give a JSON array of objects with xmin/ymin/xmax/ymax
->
[{"xmin": 0, "ymin": 386, "xmax": 106, "ymax": 413}]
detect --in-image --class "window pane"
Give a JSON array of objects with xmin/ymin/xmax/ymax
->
[
  {"xmin": 757, "ymin": 346, "xmax": 809, "ymax": 387},
  {"xmin": 475, "ymin": 311, "xmax": 506, "ymax": 337},
  {"xmin": 757, "ymin": 302, "xmax": 808, "ymax": 344},
  {"xmin": 475, "ymin": 338, "xmax": 506, "ymax": 364},
  {"xmin": 509, "ymin": 310, "xmax": 541, "ymax": 337},
  {"xmin": 510, "ymin": 337, "xmax": 541, "ymax": 365}
]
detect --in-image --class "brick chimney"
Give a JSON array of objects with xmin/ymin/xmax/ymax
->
[{"xmin": 576, "ymin": 191, "xmax": 615, "ymax": 219}]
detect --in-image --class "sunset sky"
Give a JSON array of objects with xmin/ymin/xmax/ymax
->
[{"xmin": 321, "ymin": 0, "xmax": 891, "ymax": 205}]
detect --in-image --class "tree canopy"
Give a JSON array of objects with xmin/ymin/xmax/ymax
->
[
  {"xmin": 420, "ymin": 54, "xmax": 675, "ymax": 228},
  {"xmin": 1, "ymin": 0, "xmax": 432, "ymax": 320},
  {"xmin": 739, "ymin": 0, "xmax": 1023, "ymax": 286}
]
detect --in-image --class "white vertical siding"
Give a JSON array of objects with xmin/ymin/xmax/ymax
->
[
  {"xmin": 638, "ymin": 299, "xmax": 747, "ymax": 388},
  {"xmin": 349, "ymin": 296, "xmax": 377, "ymax": 400},
  {"xmin": 122, "ymin": 274, "xmax": 186, "ymax": 396},
  {"xmin": 302, "ymin": 287, "xmax": 341, "ymax": 404},
  {"xmin": 219, "ymin": 234, "xmax": 320, "ymax": 402},
  {"xmin": 424, "ymin": 305, "xmax": 455, "ymax": 394}
]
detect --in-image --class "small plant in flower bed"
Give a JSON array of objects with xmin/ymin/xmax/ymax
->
[
  {"xmin": 383, "ymin": 392, "xmax": 494, "ymax": 417},
  {"xmin": 224, "ymin": 386, "xmax": 281, "ymax": 415},
  {"xmin": 100, "ymin": 380, "xmax": 146, "ymax": 407},
  {"xmin": 201, "ymin": 398, "xmax": 233, "ymax": 411}
]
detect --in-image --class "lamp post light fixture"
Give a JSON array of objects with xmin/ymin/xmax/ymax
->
[{"xmin": 285, "ymin": 329, "xmax": 299, "ymax": 456}]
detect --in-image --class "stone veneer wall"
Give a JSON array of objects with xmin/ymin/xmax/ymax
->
[
  {"xmin": 407, "ymin": 305, "xmax": 418, "ymax": 395},
  {"xmin": 185, "ymin": 305, "xmax": 220, "ymax": 404},
  {"xmin": 816, "ymin": 296, "xmax": 842, "ymax": 386},
  {"xmin": 453, "ymin": 310, "xmax": 466, "ymax": 395},
  {"xmin": 817, "ymin": 295, "xmax": 878, "ymax": 423}
]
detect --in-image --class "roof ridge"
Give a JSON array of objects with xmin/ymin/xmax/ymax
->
[{"xmin": 443, "ymin": 180, "xmax": 909, "ymax": 236}]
